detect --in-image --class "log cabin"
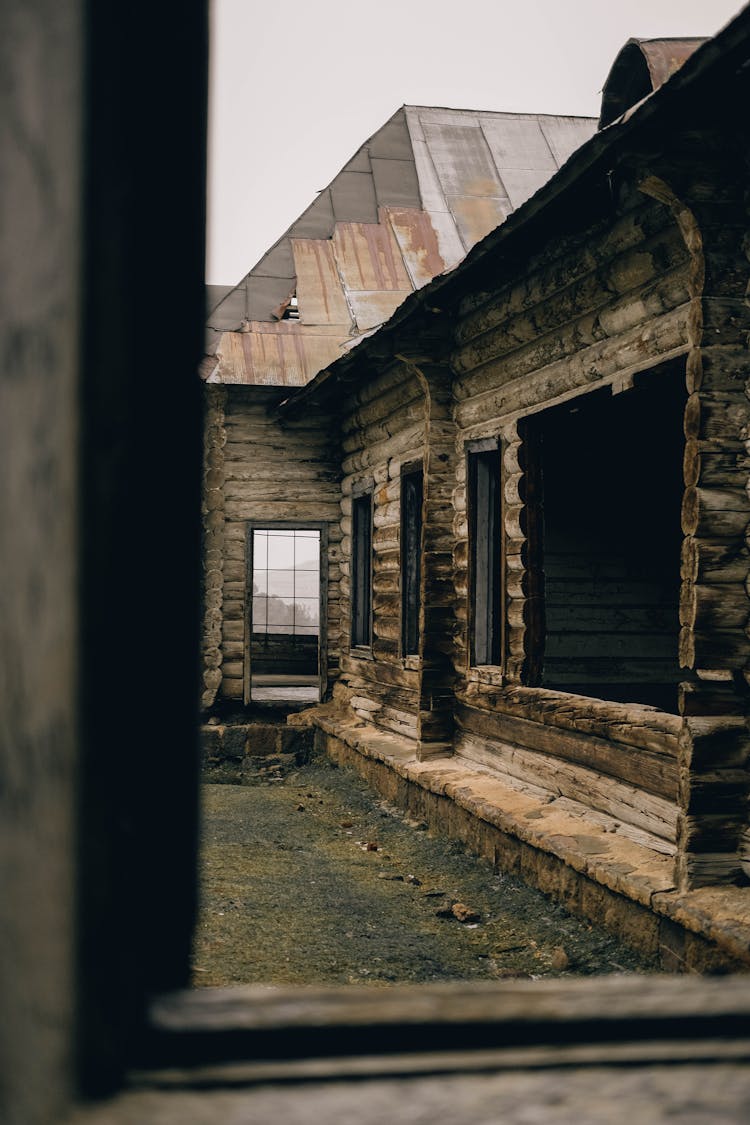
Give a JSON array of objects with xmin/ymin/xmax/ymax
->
[
  {"xmin": 201, "ymin": 11, "xmax": 750, "ymax": 961},
  {"xmin": 11, "ymin": 7, "xmax": 750, "ymax": 1124}
]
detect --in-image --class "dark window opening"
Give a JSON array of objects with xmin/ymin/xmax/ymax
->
[
  {"xmin": 401, "ymin": 466, "xmax": 423, "ymax": 656},
  {"xmin": 468, "ymin": 445, "xmax": 503, "ymax": 666},
  {"xmin": 351, "ymin": 491, "xmax": 373, "ymax": 648},
  {"xmin": 247, "ymin": 525, "xmax": 323, "ymax": 703},
  {"xmin": 281, "ymin": 293, "xmax": 299, "ymax": 320},
  {"xmin": 524, "ymin": 362, "xmax": 686, "ymax": 711}
]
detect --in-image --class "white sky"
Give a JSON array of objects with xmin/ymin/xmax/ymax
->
[{"xmin": 207, "ymin": 0, "xmax": 745, "ymax": 284}]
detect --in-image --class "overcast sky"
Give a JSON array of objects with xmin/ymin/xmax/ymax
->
[{"xmin": 207, "ymin": 0, "xmax": 745, "ymax": 284}]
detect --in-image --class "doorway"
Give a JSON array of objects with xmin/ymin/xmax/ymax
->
[
  {"xmin": 245, "ymin": 523, "xmax": 326, "ymax": 703},
  {"xmin": 523, "ymin": 362, "xmax": 686, "ymax": 711}
]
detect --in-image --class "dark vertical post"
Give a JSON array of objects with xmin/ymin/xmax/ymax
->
[
  {"xmin": 76, "ymin": 0, "xmax": 208, "ymax": 1094},
  {"xmin": 401, "ymin": 468, "xmax": 424, "ymax": 656},
  {"xmin": 352, "ymin": 493, "xmax": 373, "ymax": 647},
  {"xmin": 469, "ymin": 448, "xmax": 502, "ymax": 667}
]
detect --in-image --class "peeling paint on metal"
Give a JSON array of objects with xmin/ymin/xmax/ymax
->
[
  {"xmin": 291, "ymin": 238, "xmax": 352, "ymax": 327},
  {"xmin": 348, "ymin": 290, "xmax": 413, "ymax": 332},
  {"xmin": 333, "ymin": 220, "xmax": 412, "ymax": 293},
  {"xmin": 385, "ymin": 207, "xmax": 447, "ymax": 289}
]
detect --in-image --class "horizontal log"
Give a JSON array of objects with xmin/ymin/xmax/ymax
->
[
  {"xmin": 454, "ymin": 305, "xmax": 689, "ymax": 431},
  {"xmin": 677, "ymin": 811, "xmax": 747, "ymax": 857},
  {"xmin": 681, "ymin": 538, "xmax": 750, "ymax": 584},
  {"xmin": 682, "ymin": 444, "xmax": 750, "ymax": 490},
  {"xmin": 340, "ymin": 654, "xmax": 419, "ymax": 691},
  {"xmin": 545, "ymin": 632, "xmax": 677, "ymax": 659},
  {"xmin": 678, "ymin": 715, "xmax": 750, "ymax": 767},
  {"xmin": 543, "ymin": 658, "xmax": 681, "ymax": 684},
  {"xmin": 456, "ymin": 200, "xmax": 680, "ymax": 342},
  {"xmin": 220, "ymin": 678, "xmax": 242, "ymax": 701},
  {"xmin": 342, "ymin": 358, "xmax": 413, "ymax": 411},
  {"xmin": 224, "ymin": 481, "xmax": 340, "ymax": 504},
  {"xmin": 341, "ymin": 383, "xmax": 424, "ymax": 438},
  {"xmin": 675, "ymin": 848, "xmax": 745, "ymax": 888},
  {"xmin": 681, "ymin": 487, "xmax": 750, "ymax": 539},
  {"xmin": 457, "ymin": 683, "xmax": 681, "ymax": 753},
  {"xmin": 341, "ymin": 401, "xmax": 424, "ymax": 453},
  {"xmin": 453, "ymin": 264, "xmax": 688, "ymax": 383},
  {"xmin": 679, "ymin": 626, "xmax": 750, "ymax": 669},
  {"xmin": 683, "ymin": 390, "xmax": 750, "ymax": 444},
  {"xmin": 455, "ymin": 731, "xmax": 677, "ymax": 842},
  {"xmin": 547, "ymin": 605, "xmax": 677, "ymax": 633},
  {"xmin": 679, "ymin": 768, "xmax": 750, "ymax": 814},
  {"xmin": 223, "ymin": 434, "xmax": 336, "ymax": 457},
  {"xmin": 225, "ymin": 503, "xmax": 340, "ymax": 522},
  {"xmin": 224, "ymin": 463, "xmax": 340, "ymax": 484},
  {"xmin": 685, "ymin": 344, "xmax": 750, "ymax": 393},
  {"xmin": 342, "ymin": 424, "xmax": 424, "ymax": 476},
  {"xmin": 678, "ymin": 682, "xmax": 747, "ymax": 718},
  {"xmin": 696, "ymin": 296, "xmax": 750, "ymax": 347},
  {"xmin": 679, "ymin": 583, "xmax": 749, "ymax": 631},
  {"xmin": 455, "ymin": 703, "xmax": 677, "ymax": 799}
]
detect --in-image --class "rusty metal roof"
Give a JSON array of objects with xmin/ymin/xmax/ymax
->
[
  {"xmin": 599, "ymin": 38, "xmax": 707, "ymax": 128},
  {"xmin": 282, "ymin": 15, "xmax": 750, "ymax": 415},
  {"xmin": 206, "ymin": 105, "xmax": 596, "ymax": 386}
]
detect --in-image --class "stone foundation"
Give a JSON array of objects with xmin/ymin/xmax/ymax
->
[{"xmin": 309, "ymin": 709, "xmax": 750, "ymax": 973}]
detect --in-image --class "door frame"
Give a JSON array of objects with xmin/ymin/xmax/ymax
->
[{"xmin": 243, "ymin": 520, "xmax": 329, "ymax": 705}]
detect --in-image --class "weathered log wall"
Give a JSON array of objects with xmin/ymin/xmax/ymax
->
[
  {"xmin": 269, "ymin": 93, "xmax": 750, "ymax": 890},
  {"xmin": 639, "ymin": 135, "xmax": 750, "ymax": 889},
  {"xmin": 203, "ymin": 386, "xmax": 342, "ymax": 703},
  {"xmin": 447, "ymin": 187, "xmax": 693, "ymax": 850},
  {"xmin": 337, "ymin": 363, "xmax": 427, "ymax": 741},
  {"xmin": 445, "ymin": 127, "xmax": 750, "ymax": 883}
]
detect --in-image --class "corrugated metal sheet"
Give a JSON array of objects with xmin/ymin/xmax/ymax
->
[
  {"xmin": 215, "ymin": 325, "xmax": 350, "ymax": 387},
  {"xmin": 330, "ymin": 170, "xmax": 378, "ymax": 224},
  {"xmin": 448, "ymin": 194, "xmax": 509, "ymax": 251},
  {"xmin": 291, "ymin": 238, "xmax": 352, "ymax": 327},
  {"xmin": 348, "ymin": 290, "xmax": 413, "ymax": 332},
  {"xmin": 333, "ymin": 219, "xmax": 412, "ymax": 292},
  {"xmin": 599, "ymin": 38, "xmax": 707, "ymax": 128},
  {"xmin": 640, "ymin": 39, "xmax": 706, "ymax": 89},
  {"xmin": 385, "ymin": 207, "xmax": 448, "ymax": 289},
  {"xmin": 209, "ymin": 103, "xmax": 597, "ymax": 386}
]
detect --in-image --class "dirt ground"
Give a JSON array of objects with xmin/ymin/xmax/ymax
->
[{"xmin": 193, "ymin": 758, "xmax": 657, "ymax": 988}]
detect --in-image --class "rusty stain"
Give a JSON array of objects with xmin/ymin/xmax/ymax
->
[
  {"xmin": 386, "ymin": 207, "xmax": 446, "ymax": 289},
  {"xmin": 639, "ymin": 39, "xmax": 707, "ymax": 89},
  {"xmin": 291, "ymin": 238, "xmax": 351, "ymax": 327},
  {"xmin": 599, "ymin": 38, "xmax": 707, "ymax": 128},
  {"xmin": 333, "ymin": 221, "xmax": 411, "ymax": 292},
  {"xmin": 450, "ymin": 195, "xmax": 508, "ymax": 249}
]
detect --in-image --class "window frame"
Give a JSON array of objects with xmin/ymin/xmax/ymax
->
[
  {"xmin": 400, "ymin": 462, "xmax": 424, "ymax": 659},
  {"xmin": 350, "ymin": 486, "xmax": 374, "ymax": 651},
  {"xmin": 467, "ymin": 438, "xmax": 504, "ymax": 669}
]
